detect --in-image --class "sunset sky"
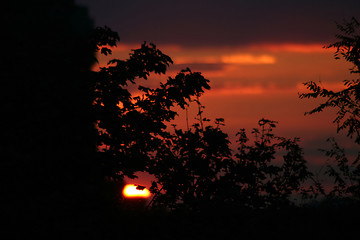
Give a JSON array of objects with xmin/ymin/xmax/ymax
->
[{"xmin": 76, "ymin": 0, "xmax": 359, "ymax": 186}]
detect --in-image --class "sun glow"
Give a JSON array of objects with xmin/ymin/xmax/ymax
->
[
  {"xmin": 221, "ymin": 54, "xmax": 276, "ymax": 64},
  {"xmin": 122, "ymin": 184, "xmax": 151, "ymax": 198}
]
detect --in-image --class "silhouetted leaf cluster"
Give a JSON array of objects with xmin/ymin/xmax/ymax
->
[
  {"xmin": 322, "ymin": 138, "xmax": 360, "ymax": 200},
  {"xmin": 91, "ymin": 26, "xmax": 120, "ymax": 56},
  {"xmin": 330, "ymin": 17, "xmax": 360, "ymax": 74},
  {"xmin": 300, "ymin": 17, "xmax": 360, "ymax": 143}
]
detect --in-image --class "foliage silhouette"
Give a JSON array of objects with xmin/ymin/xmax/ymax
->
[
  {"xmin": 89, "ymin": 28, "xmax": 315, "ymax": 210},
  {"xmin": 148, "ymin": 117, "xmax": 311, "ymax": 210},
  {"xmin": 3, "ymin": 1, "xmax": 360, "ymax": 238},
  {"xmin": 300, "ymin": 17, "xmax": 360, "ymax": 143},
  {"xmin": 300, "ymin": 17, "xmax": 360, "ymax": 202},
  {"xmin": 231, "ymin": 119, "xmax": 311, "ymax": 208},
  {"xmin": 148, "ymin": 117, "xmax": 232, "ymax": 210},
  {"xmin": 91, "ymin": 40, "xmax": 210, "ymax": 182},
  {"xmin": 2, "ymin": 0, "xmax": 103, "ymax": 238},
  {"xmin": 89, "ymin": 26, "xmax": 316, "ymax": 212},
  {"xmin": 322, "ymin": 138, "xmax": 360, "ymax": 200}
]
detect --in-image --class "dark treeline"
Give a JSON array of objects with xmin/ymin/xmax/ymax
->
[
  {"xmin": 2, "ymin": 1, "xmax": 359, "ymax": 239},
  {"xmin": 2, "ymin": 0, "xmax": 100, "ymax": 238}
]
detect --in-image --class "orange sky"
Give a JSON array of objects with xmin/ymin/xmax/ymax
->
[
  {"xmin": 78, "ymin": 0, "xmax": 360, "ymax": 187},
  {"xmin": 95, "ymin": 42, "xmax": 358, "ymax": 187}
]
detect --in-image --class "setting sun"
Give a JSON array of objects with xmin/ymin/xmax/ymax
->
[{"xmin": 122, "ymin": 184, "xmax": 151, "ymax": 198}]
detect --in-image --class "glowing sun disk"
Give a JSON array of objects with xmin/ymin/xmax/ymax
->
[{"xmin": 123, "ymin": 184, "xmax": 151, "ymax": 198}]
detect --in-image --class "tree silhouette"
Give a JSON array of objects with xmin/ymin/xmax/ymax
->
[
  {"xmin": 86, "ymin": 23, "xmax": 319, "ymax": 211},
  {"xmin": 231, "ymin": 119, "xmax": 311, "ymax": 208},
  {"xmin": 4, "ymin": 1, "xmax": 360, "ymax": 238},
  {"xmin": 300, "ymin": 17, "xmax": 360, "ymax": 202},
  {"xmin": 89, "ymin": 29, "xmax": 313, "ymax": 210},
  {"xmin": 148, "ymin": 117, "xmax": 232, "ymax": 210},
  {"xmin": 147, "ymin": 115, "xmax": 311, "ymax": 210},
  {"xmin": 91, "ymin": 40, "xmax": 210, "ymax": 182},
  {"xmin": 2, "ymin": 0, "xmax": 101, "ymax": 237},
  {"xmin": 300, "ymin": 18, "xmax": 360, "ymax": 143}
]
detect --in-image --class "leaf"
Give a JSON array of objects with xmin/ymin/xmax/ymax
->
[
  {"xmin": 136, "ymin": 185, "xmax": 146, "ymax": 190},
  {"xmin": 100, "ymin": 47, "xmax": 112, "ymax": 56}
]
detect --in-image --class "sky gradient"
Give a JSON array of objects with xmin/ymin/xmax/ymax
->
[{"xmin": 76, "ymin": 0, "xmax": 359, "ymax": 187}]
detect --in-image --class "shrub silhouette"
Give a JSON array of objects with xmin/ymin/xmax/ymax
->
[{"xmin": 148, "ymin": 118, "xmax": 311, "ymax": 210}]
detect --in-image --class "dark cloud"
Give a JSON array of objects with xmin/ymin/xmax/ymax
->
[{"xmin": 76, "ymin": 0, "xmax": 360, "ymax": 47}]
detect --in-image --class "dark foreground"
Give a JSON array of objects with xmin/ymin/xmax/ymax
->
[{"xmin": 5, "ymin": 202, "xmax": 359, "ymax": 240}]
